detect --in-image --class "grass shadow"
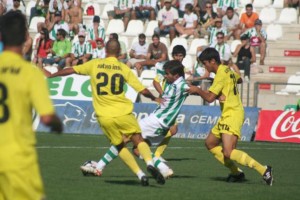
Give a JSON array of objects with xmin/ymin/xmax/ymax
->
[
  {"xmin": 165, "ymin": 158, "xmax": 197, "ymax": 162},
  {"xmin": 210, "ymin": 176, "xmax": 249, "ymax": 183}
]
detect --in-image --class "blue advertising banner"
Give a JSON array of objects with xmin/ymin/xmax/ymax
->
[{"xmin": 35, "ymin": 100, "xmax": 259, "ymax": 141}]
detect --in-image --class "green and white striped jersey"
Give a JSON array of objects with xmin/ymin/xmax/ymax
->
[
  {"xmin": 113, "ymin": 0, "xmax": 133, "ymax": 9},
  {"xmin": 217, "ymin": 0, "xmax": 239, "ymax": 9},
  {"xmin": 210, "ymin": 42, "xmax": 231, "ymax": 61},
  {"xmin": 71, "ymin": 41, "xmax": 92, "ymax": 57},
  {"xmin": 207, "ymin": 26, "xmax": 228, "ymax": 45},
  {"xmin": 242, "ymin": 27, "xmax": 267, "ymax": 40},
  {"xmin": 86, "ymin": 25, "xmax": 105, "ymax": 41},
  {"xmin": 154, "ymin": 77, "xmax": 189, "ymax": 128}
]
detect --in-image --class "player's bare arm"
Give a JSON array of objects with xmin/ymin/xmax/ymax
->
[
  {"xmin": 187, "ymin": 85, "xmax": 217, "ymax": 103},
  {"xmin": 140, "ymin": 88, "xmax": 164, "ymax": 104},
  {"xmin": 47, "ymin": 67, "xmax": 76, "ymax": 78},
  {"xmin": 40, "ymin": 114, "xmax": 63, "ymax": 133}
]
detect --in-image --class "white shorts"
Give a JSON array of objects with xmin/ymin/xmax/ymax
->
[{"xmin": 139, "ymin": 113, "xmax": 169, "ymax": 146}]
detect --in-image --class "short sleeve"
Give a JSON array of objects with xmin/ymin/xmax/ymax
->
[{"xmin": 209, "ymin": 70, "xmax": 224, "ymax": 95}]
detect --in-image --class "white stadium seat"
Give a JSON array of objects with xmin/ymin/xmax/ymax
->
[
  {"xmin": 266, "ymin": 24, "xmax": 283, "ymax": 40},
  {"xmin": 272, "ymin": 0, "xmax": 284, "ymax": 8},
  {"xmin": 140, "ymin": 69, "xmax": 156, "ymax": 88},
  {"xmin": 122, "ymin": 20, "xmax": 144, "ymax": 36},
  {"xmin": 26, "ymin": 0, "xmax": 36, "ymax": 17},
  {"xmin": 276, "ymin": 75, "xmax": 300, "ymax": 95},
  {"xmin": 188, "ymin": 38, "xmax": 208, "ymax": 55},
  {"xmin": 145, "ymin": 20, "xmax": 158, "ymax": 37},
  {"xmin": 259, "ymin": 7, "xmax": 277, "ymax": 24},
  {"xmin": 277, "ymin": 8, "xmax": 298, "ymax": 24},
  {"xmin": 230, "ymin": 39, "xmax": 242, "ymax": 53},
  {"xmin": 239, "ymin": 0, "xmax": 252, "ymax": 7},
  {"xmin": 169, "ymin": 38, "xmax": 188, "ymax": 54},
  {"xmin": 118, "ymin": 36, "xmax": 129, "ymax": 50},
  {"xmin": 101, "ymin": 4, "xmax": 114, "ymax": 20},
  {"xmin": 182, "ymin": 54, "xmax": 194, "ymax": 72},
  {"xmin": 159, "ymin": 37, "xmax": 169, "ymax": 48},
  {"xmin": 29, "ymin": 16, "xmax": 45, "ymax": 32},
  {"xmin": 253, "ymin": 0, "xmax": 272, "ymax": 7},
  {"xmin": 106, "ymin": 19, "xmax": 125, "ymax": 35},
  {"xmin": 83, "ymin": 3, "xmax": 100, "ymax": 16}
]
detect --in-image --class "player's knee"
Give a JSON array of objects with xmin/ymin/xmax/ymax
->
[{"xmin": 115, "ymin": 142, "xmax": 125, "ymax": 152}]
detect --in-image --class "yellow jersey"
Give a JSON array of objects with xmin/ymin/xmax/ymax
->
[
  {"xmin": 209, "ymin": 64, "xmax": 244, "ymax": 118},
  {"xmin": 0, "ymin": 51, "xmax": 54, "ymax": 172},
  {"xmin": 73, "ymin": 57, "xmax": 145, "ymax": 117}
]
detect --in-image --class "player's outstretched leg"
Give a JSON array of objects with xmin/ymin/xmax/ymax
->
[{"xmin": 154, "ymin": 124, "xmax": 177, "ymax": 158}]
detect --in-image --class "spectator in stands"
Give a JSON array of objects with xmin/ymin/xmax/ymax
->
[
  {"xmin": 241, "ymin": 19, "xmax": 267, "ymax": 65},
  {"xmin": 8, "ymin": 0, "xmax": 25, "ymax": 14},
  {"xmin": 109, "ymin": 33, "xmax": 128, "ymax": 63},
  {"xmin": 47, "ymin": 0, "xmax": 65, "ymax": 24},
  {"xmin": 206, "ymin": 18, "xmax": 228, "ymax": 45},
  {"xmin": 222, "ymin": 6, "xmax": 240, "ymax": 39},
  {"xmin": 284, "ymin": 0, "xmax": 300, "ymax": 8},
  {"xmin": 48, "ymin": 10, "xmax": 69, "ymax": 40},
  {"xmin": 29, "ymin": 0, "xmax": 50, "ymax": 23},
  {"xmin": 33, "ymin": 27, "xmax": 53, "ymax": 69},
  {"xmin": 197, "ymin": 1, "xmax": 217, "ymax": 37},
  {"xmin": 66, "ymin": 30, "xmax": 92, "ymax": 67},
  {"xmin": 108, "ymin": 0, "xmax": 133, "ymax": 31},
  {"xmin": 216, "ymin": 0, "xmax": 239, "ymax": 17},
  {"xmin": 194, "ymin": 0, "xmax": 210, "ymax": 17},
  {"xmin": 0, "ymin": 0, "xmax": 5, "ymax": 16},
  {"xmin": 86, "ymin": 16, "xmax": 105, "ymax": 42},
  {"xmin": 175, "ymin": 3, "xmax": 198, "ymax": 38},
  {"xmin": 131, "ymin": 0, "xmax": 156, "ymax": 21},
  {"xmin": 210, "ymin": 31, "xmax": 231, "ymax": 64},
  {"xmin": 43, "ymin": 29, "xmax": 71, "ymax": 70},
  {"xmin": 127, "ymin": 33, "xmax": 149, "ymax": 69},
  {"xmin": 65, "ymin": 0, "xmax": 82, "ymax": 34},
  {"xmin": 233, "ymin": 34, "xmax": 256, "ymax": 82},
  {"xmin": 177, "ymin": 0, "xmax": 197, "ymax": 18},
  {"xmin": 134, "ymin": 33, "xmax": 168, "ymax": 76},
  {"xmin": 23, "ymin": 33, "xmax": 33, "ymax": 62},
  {"xmin": 93, "ymin": 38, "xmax": 106, "ymax": 59},
  {"xmin": 155, "ymin": 0, "xmax": 178, "ymax": 43},
  {"xmin": 240, "ymin": 3, "xmax": 259, "ymax": 33}
]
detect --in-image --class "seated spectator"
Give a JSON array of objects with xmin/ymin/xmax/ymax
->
[
  {"xmin": 155, "ymin": 0, "xmax": 178, "ymax": 43},
  {"xmin": 109, "ymin": 33, "xmax": 127, "ymax": 63},
  {"xmin": 65, "ymin": 31, "xmax": 92, "ymax": 67},
  {"xmin": 93, "ymin": 38, "xmax": 106, "ymax": 59},
  {"xmin": 127, "ymin": 33, "xmax": 149, "ymax": 68},
  {"xmin": 210, "ymin": 31, "xmax": 231, "ymax": 64},
  {"xmin": 47, "ymin": 0, "xmax": 65, "ymax": 25},
  {"xmin": 86, "ymin": 16, "xmax": 105, "ymax": 42},
  {"xmin": 107, "ymin": 0, "xmax": 133, "ymax": 30},
  {"xmin": 0, "ymin": 0, "xmax": 5, "ymax": 16},
  {"xmin": 197, "ymin": 1, "xmax": 217, "ymax": 37},
  {"xmin": 241, "ymin": 19, "xmax": 267, "ymax": 65},
  {"xmin": 240, "ymin": 3, "xmax": 259, "ymax": 33},
  {"xmin": 29, "ymin": 0, "xmax": 50, "ymax": 23},
  {"xmin": 222, "ymin": 6, "xmax": 240, "ymax": 39},
  {"xmin": 206, "ymin": 18, "xmax": 228, "ymax": 45},
  {"xmin": 32, "ymin": 28, "xmax": 53, "ymax": 69},
  {"xmin": 186, "ymin": 61, "xmax": 210, "ymax": 86},
  {"xmin": 65, "ymin": 0, "xmax": 82, "ymax": 33},
  {"xmin": 216, "ymin": 0, "xmax": 239, "ymax": 17},
  {"xmin": 135, "ymin": 33, "xmax": 168, "ymax": 76},
  {"xmin": 175, "ymin": 3, "xmax": 198, "ymax": 38},
  {"xmin": 194, "ymin": 0, "xmax": 210, "ymax": 17},
  {"xmin": 48, "ymin": 10, "xmax": 69, "ymax": 41},
  {"xmin": 43, "ymin": 29, "xmax": 71, "ymax": 70},
  {"xmin": 284, "ymin": 0, "xmax": 300, "ymax": 8},
  {"xmin": 233, "ymin": 34, "xmax": 256, "ymax": 81},
  {"xmin": 131, "ymin": 0, "xmax": 156, "ymax": 21},
  {"xmin": 23, "ymin": 33, "xmax": 33, "ymax": 62},
  {"xmin": 177, "ymin": 0, "xmax": 197, "ymax": 18},
  {"xmin": 8, "ymin": 0, "xmax": 25, "ymax": 14}
]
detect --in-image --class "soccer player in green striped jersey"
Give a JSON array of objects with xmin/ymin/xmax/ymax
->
[{"xmin": 81, "ymin": 60, "xmax": 189, "ymax": 179}]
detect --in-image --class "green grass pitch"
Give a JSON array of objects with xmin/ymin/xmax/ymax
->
[{"xmin": 37, "ymin": 133, "xmax": 300, "ymax": 200}]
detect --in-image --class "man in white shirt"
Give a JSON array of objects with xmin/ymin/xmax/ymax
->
[
  {"xmin": 154, "ymin": 0, "xmax": 178, "ymax": 43},
  {"xmin": 108, "ymin": 0, "xmax": 133, "ymax": 30},
  {"xmin": 127, "ymin": 33, "xmax": 149, "ymax": 68},
  {"xmin": 222, "ymin": 6, "xmax": 241, "ymax": 39}
]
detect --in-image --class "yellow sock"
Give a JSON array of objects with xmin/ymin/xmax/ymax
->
[
  {"xmin": 137, "ymin": 142, "xmax": 153, "ymax": 165},
  {"xmin": 154, "ymin": 131, "xmax": 172, "ymax": 157},
  {"xmin": 118, "ymin": 147, "xmax": 141, "ymax": 174},
  {"xmin": 230, "ymin": 149, "xmax": 266, "ymax": 176},
  {"xmin": 210, "ymin": 146, "xmax": 240, "ymax": 174}
]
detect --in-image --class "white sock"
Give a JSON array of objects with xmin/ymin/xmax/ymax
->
[{"xmin": 136, "ymin": 170, "xmax": 146, "ymax": 180}]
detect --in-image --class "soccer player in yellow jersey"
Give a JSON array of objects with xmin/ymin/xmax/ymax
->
[
  {"xmin": 188, "ymin": 48, "xmax": 273, "ymax": 186},
  {"xmin": 47, "ymin": 39, "xmax": 165, "ymax": 186},
  {"xmin": 0, "ymin": 11, "xmax": 63, "ymax": 200}
]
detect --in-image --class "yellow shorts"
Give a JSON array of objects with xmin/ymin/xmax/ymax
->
[
  {"xmin": 0, "ymin": 162, "xmax": 45, "ymax": 200},
  {"xmin": 98, "ymin": 114, "xmax": 141, "ymax": 146},
  {"xmin": 211, "ymin": 115, "xmax": 244, "ymax": 139}
]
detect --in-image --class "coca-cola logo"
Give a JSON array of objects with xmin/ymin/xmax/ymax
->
[{"xmin": 270, "ymin": 111, "xmax": 300, "ymax": 140}]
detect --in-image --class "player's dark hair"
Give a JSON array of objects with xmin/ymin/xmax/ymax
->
[
  {"xmin": 185, "ymin": 3, "xmax": 193, "ymax": 12},
  {"xmin": 227, "ymin": 6, "xmax": 234, "ymax": 12},
  {"xmin": 198, "ymin": 47, "xmax": 221, "ymax": 65},
  {"xmin": 245, "ymin": 3, "xmax": 253, "ymax": 9},
  {"xmin": 110, "ymin": 33, "xmax": 119, "ymax": 40},
  {"xmin": 172, "ymin": 45, "xmax": 186, "ymax": 57},
  {"xmin": 0, "ymin": 11, "xmax": 27, "ymax": 46},
  {"xmin": 163, "ymin": 60, "xmax": 185, "ymax": 78},
  {"xmin": 138, "ymin": 33, "xmax": 146, "ymax": 39},
  {"xmin": 106, "ymin": 39, "xmax": 120, "ymax": 56}
]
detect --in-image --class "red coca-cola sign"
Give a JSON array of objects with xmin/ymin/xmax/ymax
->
[{"xmin": 256, "ymin": 110, "xmax": 300, "ymax": 143}]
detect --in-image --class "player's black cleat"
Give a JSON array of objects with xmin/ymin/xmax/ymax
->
[
  {"xmin": 147, "ymin": 165, "xmax": 165, "ymax": 185},
  {"xmin": 263, "ymin": 166, "xmax": 273, "ymax": 186},
  {"xmin": 140, "ymin": 176, "xmax": 149, "ymax": 186},
  {"xmin": 226, "ymin": 172, "xmax": 245, "ymax": 182}
]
